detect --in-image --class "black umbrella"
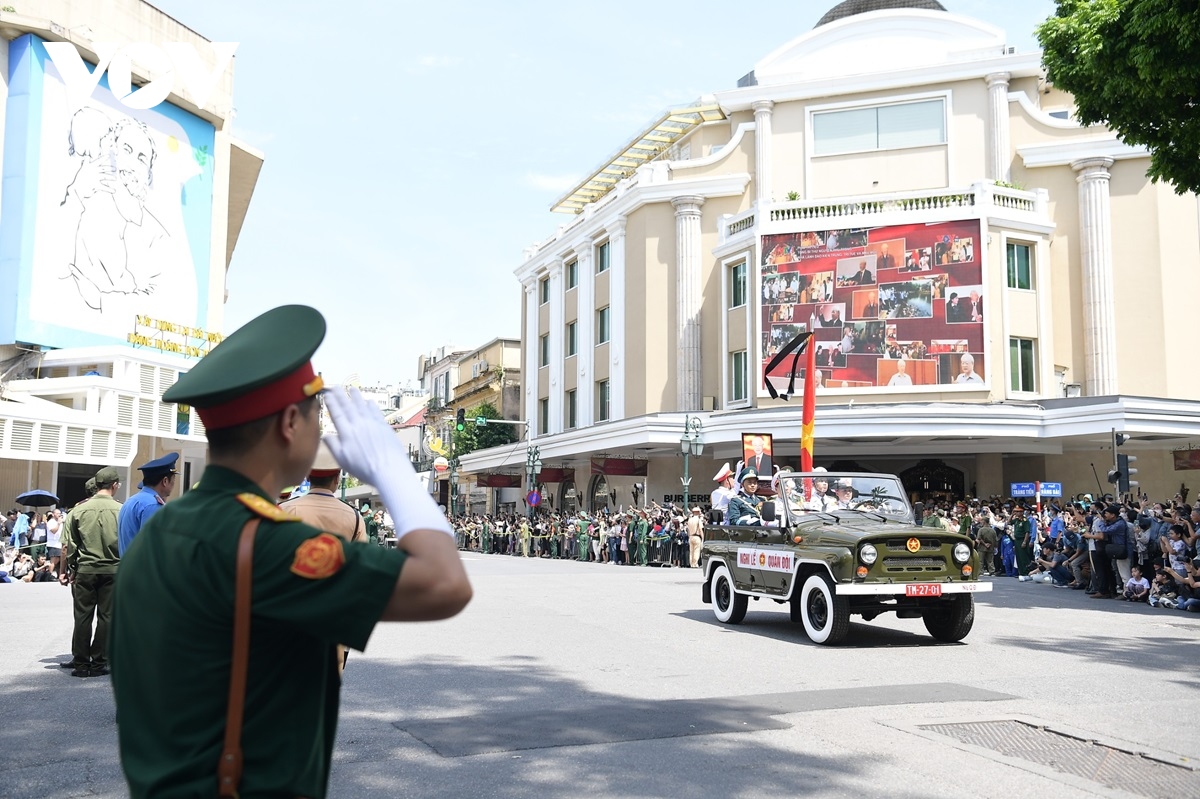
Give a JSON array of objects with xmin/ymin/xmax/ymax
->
[{"xmin": 15, "ymin": 489, "xmax": 59, "ymax": 507}]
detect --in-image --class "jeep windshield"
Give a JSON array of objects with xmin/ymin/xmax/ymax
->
[{"xmin": 778, "ymin": 474, "xmax": 912, "ymax": 522}]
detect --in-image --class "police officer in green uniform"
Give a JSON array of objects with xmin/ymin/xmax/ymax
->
[
  {"xmin": 60, "ymin": 468, "xmax": 121, "ymax": 677},
  {"xmin": 110, "ymin": 305, "xmax": 472, "ymax": 799},
  {"xmin": 635, "ymin": 509, "xmax": 649, "ymax": 566}
]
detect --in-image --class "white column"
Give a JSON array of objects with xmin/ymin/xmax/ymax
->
[
  {"xmin": 752, "ymin": 100, "xmax": 774, "ymax": 206},
  {"xmin": 606, "ymin": 218, "xmax": 627, "ymax": 421},
  {"xmin": 574, "ymin": 248, "xmax": 594, "ymax": 426},
  {"xmin": 673, "ymin": 195, "xmax": 705, "ymax": 411},
  {"xmin": 986, "ymin": 72, "xmax": 1011, "ymax": 183},
  {"xmin": 1073, "ymin": 157, "xmax": 1118, "ymax": 395},
  {"xmin": 546, "ymin": 259, "xmax": 564, "ymax": 434},
  {"xmin": 523, "ymin": 280, "xmax": 539, "ymax": 437}
]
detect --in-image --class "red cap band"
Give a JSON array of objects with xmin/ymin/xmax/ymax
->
[{"xmin": 196, "ymin": 364, "xmax": 323, "ymax": 430}]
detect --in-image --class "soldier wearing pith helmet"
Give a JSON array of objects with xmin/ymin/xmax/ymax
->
[{"xmin": 110, "ymin": 305, "xmax": 471, "ymax": 799}]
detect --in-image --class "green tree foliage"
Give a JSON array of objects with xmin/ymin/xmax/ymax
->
[
  {"xmin": 1037, "ymin": 0, "xmax": 1200, "ymax": 194},
  {"xmin": 451, "ymin": 402, "xmax": 517, "ymax": 456}
]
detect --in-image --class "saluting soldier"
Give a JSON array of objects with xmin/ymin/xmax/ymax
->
[
  {"xmin": 109, "ymin": 305, "xmax": 471, "ymax": 799},
  {"xmin": 725, "ymin": 467, "xmax": 768, "ymax": 526},
  {"xmin": 117, "ymin": 452, "xmax": 179, "ymax": 556}
]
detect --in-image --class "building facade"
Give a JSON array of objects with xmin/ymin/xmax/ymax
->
[
  {"xmin": 461, "ymin": 1, "xmax": 1200, "ymax": 511},
  {"xmin": 0, "ymin": 1, "xmax": 261, "ymax": 505}
]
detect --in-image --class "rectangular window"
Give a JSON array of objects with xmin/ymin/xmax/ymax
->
[
  {"xmin": 1009, "ymin": 338, "xmax": 1037, "ymax": 393},
  {"xmin": 538, "ymin": 398, "xmax": 550, "ymax": 435},
  {"xmin": 729, "ymin": 261, "xmax": 747, "ymax": 308},
  {"xmin": 539, "ymin": 333, "xmax": 549, "ymax": 367},
  {"xmin": 539, "ymin": 277, "xmax": 550, "ymax": 305},
  {"xmin": 1006, "ymin": 242, "xmax": 1033, "ymax": 290},
  {"xmin": 596, "ymin": 379, "xmax": 610, "ymax": 422},
  {"xmin": 596, "ymin": 241, "xmax": 610, "ymax": 273},
  {"xmin": 565, "ymin": 389, "xmax": 577, "ymax": 429},
  {"xmin": 565, "ymin": 321, "xmax": 577, "ymax": 357},
  {"xmin": 730, "ymin": 350, "xmax": 748, "ymax": 402},
  {"xmin": 813, "ymin": 98, "xmax": 946, "ymax": 156},
  {"xmin": 566, "ymin": 260, "xmax": 578, "ymax": 290},
  {"xmin": 596, "ymin": 307, "xmax": 610, "ymax": 344}
]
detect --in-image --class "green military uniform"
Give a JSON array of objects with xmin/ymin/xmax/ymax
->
[
  {"xmin": 635, "ymin": 515, "xmax": 649, "ymax": 566},
  {"xmin": 110, "ymin": 304, "xmax": 412, "ymax": 798},
  {"xmin": 112, "ymin": 468, "xmax": 404, "ymax": 796},
  {"xmin": 577, "ymin": 519, "xmax": 589, "ymax": 560},
  {"xmin": 362, "ymin": 509, "xmax": 379, "ymax": 545},
  {"xmin": 1012, "ymin": 514, "xmax": 1034, "ymax": 575},
  {"xmin": 63, "ymin": 471, "xmax": 120, "ymax": 674},
  {"xmin": 481, "ymin": 520, "xmax": 491, "ymax": 554}
]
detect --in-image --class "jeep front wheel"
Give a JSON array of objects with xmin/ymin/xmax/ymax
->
[
  {"xmin": 922, "ymin": 594, "xmax": 975, "ymax": 642},
  {"xmin": 798, "ymin": 573, "xmax": 850, "ymax": 645},
  {"xmin": 711, "ymin": 563, "xmax": 748, "ymax": 625}
]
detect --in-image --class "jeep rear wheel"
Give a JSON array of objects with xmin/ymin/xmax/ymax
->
[
  {"xmin": 922, "ymin": 594, "xmax": 975, "ymax": 642},
  {"xmin": 711, "ymin": 563, "xmax": 748, "ymax": 624},
  {"xmin": 799, "ymin": 573, "xmax": 850, "ymax": 644}
]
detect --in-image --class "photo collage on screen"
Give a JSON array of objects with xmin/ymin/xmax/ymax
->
[{"xmin": 760, "ymin": 220, "xmax": 985, "ymax": 392}]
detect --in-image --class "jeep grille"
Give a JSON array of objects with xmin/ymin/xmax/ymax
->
[
  {"xmin": 882, "ymin": 556, "xmax": 946, "ymax": 572},
  {"xmin": 885, "ymin": 538, "xmax": 942, "ymax": 551}
]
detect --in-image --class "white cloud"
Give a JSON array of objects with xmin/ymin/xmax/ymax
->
[{"xmin": 522, "ymin": 172, "xmax": 581, "ymax": 193}]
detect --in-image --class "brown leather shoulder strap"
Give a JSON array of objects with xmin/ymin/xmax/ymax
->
[{"xmin": 218, "ymin": 517, "xmax": 260, "ymax": 798}]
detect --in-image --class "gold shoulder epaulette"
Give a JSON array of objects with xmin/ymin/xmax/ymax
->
[{"xmin": 236, "ymin": 492, "xmax": 300, "ymax": 523}]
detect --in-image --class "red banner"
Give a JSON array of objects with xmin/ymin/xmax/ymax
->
[
  {"xmin": 591, "ymin": 458, "xmax": 649, "ymax": 476},
  {"xmin": 1173, "ymin": 450, "xmax": 1200, "ymax": 471},
  {"xmin": 476, "ymin": 474, "xmax": 523, "ymax": 488},
  {"xmin": 537, "ymin": 467, "xmax": 575, "ymax": 484}
]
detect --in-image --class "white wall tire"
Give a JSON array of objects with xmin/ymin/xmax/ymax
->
[
  {"xmin": 799, "ymin": 573, "xmax": 850, "ymax": 645},
  {"xmin": 711, "ymin": 563, "xmax": 748, "ymax": 624}
]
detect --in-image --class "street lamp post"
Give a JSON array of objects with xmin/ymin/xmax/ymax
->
[
  {"xmin": 449, "ymin": 469, "xmax": 459, "ymax": 517},
  {"xmin": 679, "ymin": 415, "xmax": 704, "ymax": 513},
  {"xmin": 525, "ymin": 446, "xmax": 542, "ymax": 519}
]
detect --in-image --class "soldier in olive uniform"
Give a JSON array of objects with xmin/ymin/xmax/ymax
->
[
  {"xmin": 61, "ymin": 466, "xmax": 122, "ymax": 677},
  {"xmin": 109, "ymin": 305, "xmax": 471, "ymax": 799}
]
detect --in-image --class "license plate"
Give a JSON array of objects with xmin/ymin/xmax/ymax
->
[{"xmin": 905, "ymin": 583, "xmax": 942, "ymax": 597}]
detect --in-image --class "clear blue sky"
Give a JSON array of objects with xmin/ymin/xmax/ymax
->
[{"xmin": 152, "ymin": 0, "xmax": 1056, "ymax": 389}]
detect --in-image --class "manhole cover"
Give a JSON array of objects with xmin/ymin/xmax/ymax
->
[{"xmin": 920, "ymin": 720, "xmax": 1199, "ymax": 797}]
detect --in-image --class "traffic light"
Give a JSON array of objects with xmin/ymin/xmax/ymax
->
[
  {"xmin": 1106, "ymin": 430, "xmax": 1137, "ymax": 495},
  {"xmin": 1117, "ymin": 453, "xmax": 1138, "ymax": 495},
  {"xmin": 455, "ymin": 408, "xmax": 466, "ymax": 432}
]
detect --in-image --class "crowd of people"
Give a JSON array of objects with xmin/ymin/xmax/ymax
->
[
  {"xmin": 918, "ymin": 493, "xmax": 1200, "ymax": 610},
  {"xmin": 449, "ymin": 505, "xmax": 706, "ymax": 568},
  {"xmin": 1, "ymin": 508, "xmax": 65, "ymax": 583}
]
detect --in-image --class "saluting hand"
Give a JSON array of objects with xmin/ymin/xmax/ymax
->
[{"xmin": 323, "ymin": 387, "xmax": 412, "ymax": 486}]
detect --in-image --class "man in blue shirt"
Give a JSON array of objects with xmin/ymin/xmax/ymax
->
[{"xmin": 117, "ymin": 453, "xmax": 178, "ymax": 555}]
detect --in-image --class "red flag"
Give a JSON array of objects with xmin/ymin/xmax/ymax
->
[{"xmin": 800, "ymin": 333, "xmax": 816, "ymax": 471}]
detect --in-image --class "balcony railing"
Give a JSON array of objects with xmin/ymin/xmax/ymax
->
[{"xmin": 719, "ymin": 182, "xmax": 1048, "ymax": 241}]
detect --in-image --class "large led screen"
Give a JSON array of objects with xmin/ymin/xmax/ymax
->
[{"xmin": 760, "ymin": 220, "xmax": 986, "ymax": 393}]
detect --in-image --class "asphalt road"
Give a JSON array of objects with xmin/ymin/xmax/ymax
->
[{"xmin": 2, "ymin": 554, "xmax": 1197, "ymax": 798}]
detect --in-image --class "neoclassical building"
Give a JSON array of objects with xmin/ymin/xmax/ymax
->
[{"xmin": 461, "ymin": 1, "xmax": 1200, "ymax": 511}]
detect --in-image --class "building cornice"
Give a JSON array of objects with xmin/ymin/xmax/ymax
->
[
  {"xmin": 714, "ymin": 51, "xmax": 1044, "ymax": 114},
  {"xmin": 1018, "ymin": 136, "xmax": 1149, "ymax": 169}
]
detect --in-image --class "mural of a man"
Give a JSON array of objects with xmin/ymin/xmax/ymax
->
[
  {"xmin": 955, "ymin": 353, "xmax": 984, "ymax": 384},
  {"xmin": 60, "ymin": 109, "xmax": 167, "ymax": 311}
]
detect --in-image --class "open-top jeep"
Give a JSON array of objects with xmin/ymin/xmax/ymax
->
[{"xmin": 700, "ymin": 471, "xmax": 991, "ymax": 645}]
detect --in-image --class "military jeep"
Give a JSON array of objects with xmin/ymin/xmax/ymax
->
[{"xmin": 700, "ymin": 471, "xmax": 991, "ymax": 645}]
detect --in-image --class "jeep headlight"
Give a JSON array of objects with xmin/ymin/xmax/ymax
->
[
  {"xmin": 953, "ymin": 542, "xmax": 971, "ymax": 564},
  {"xmin": 859, "ymin": 544, "xmax": 878, "ymax": 565}
]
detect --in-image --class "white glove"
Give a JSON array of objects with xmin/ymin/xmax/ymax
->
[{"xmin": 323, "ymin": 387, "xmax": 452, "ymax": 540}]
